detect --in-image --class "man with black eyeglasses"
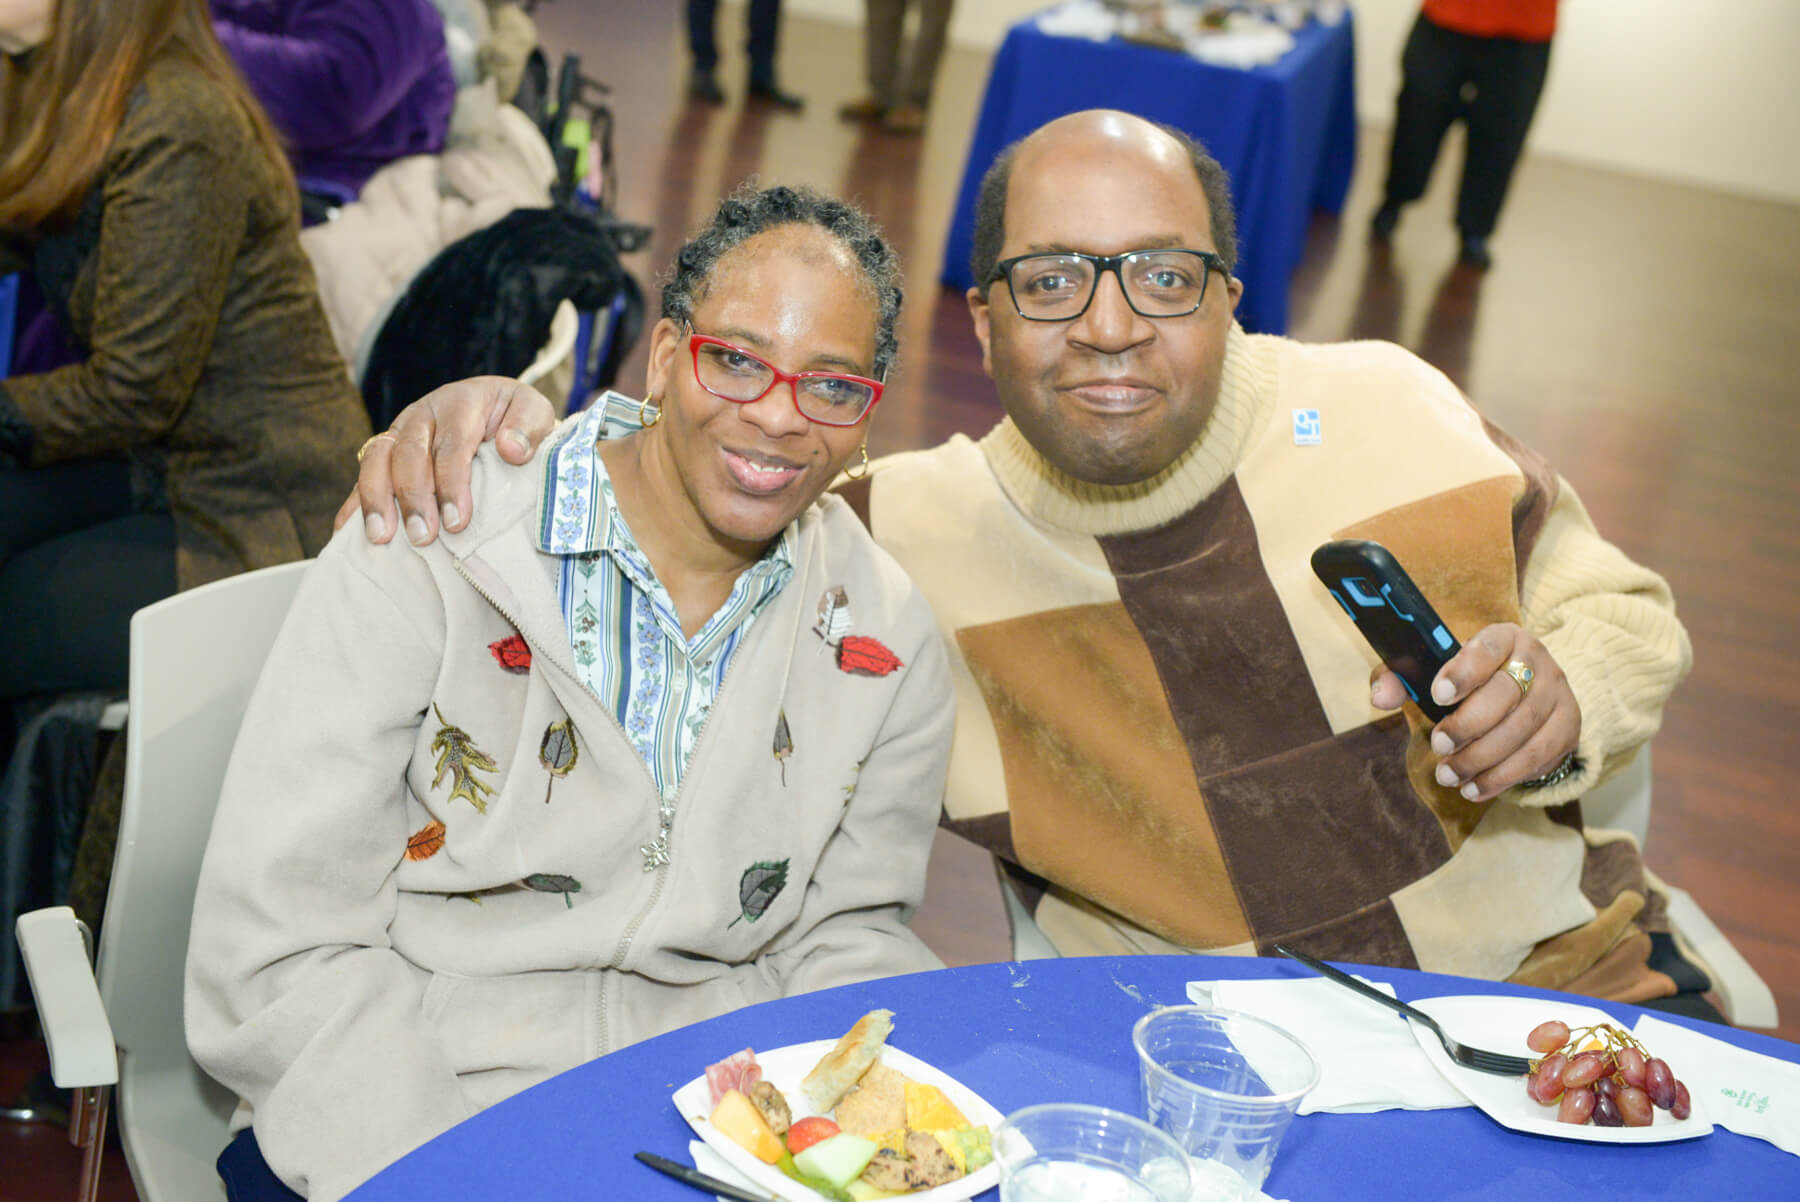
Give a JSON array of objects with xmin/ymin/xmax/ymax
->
[{"xmin": 349, "ymin": 110, "xmax": 1715, "ymax": 1019}]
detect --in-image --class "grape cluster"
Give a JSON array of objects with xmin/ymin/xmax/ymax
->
[{"xmin": 1524, "ymin": 1020, "xmax": 1691, "ymax": 1127}]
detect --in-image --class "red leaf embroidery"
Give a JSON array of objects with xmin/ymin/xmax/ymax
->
[
  {"xmin": 489, "ymin": 633, "xmax": 531, "ymax": 672},
  {"xmin": 405, "ymin": 820, "xmax": 446, "ymax": 861},
  {"xmin": 837, "ymin": 635, "xmax": 903, "ymax": 677}
]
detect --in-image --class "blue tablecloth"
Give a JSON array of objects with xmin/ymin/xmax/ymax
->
[
  {"xmin": 939, "ymin": 12, "xmax": 1358, "ymax": 335},
  {"xmin": 347, "ymin": 955, "xmax": 1800, "ymax": 1201}
]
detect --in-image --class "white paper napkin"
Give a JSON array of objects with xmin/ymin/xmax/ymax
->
[
  {"xmin": 1188, "ymin": 977, "xmax": 1470, "ymax": 1114},
  {"xmin": 690, "ymin": 1138, "xmax": 773, "ymax": 1201},
  {"xmin": 1633, "ymin": 1015, "xmax": 1800, "ymax": 1157}
]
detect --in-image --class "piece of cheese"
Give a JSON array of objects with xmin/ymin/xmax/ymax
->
[{"xmin": 903, "ymin": 1082, "xmax": 968, "ymax": 1133}]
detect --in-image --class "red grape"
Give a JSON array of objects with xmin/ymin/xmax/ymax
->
[
  {"xmin": 1618, "ymin": 1085, "xmax": 1655, "ymax": 1127},
  {"xmin": 1530, "ymin": 1053, "xmax": 1569, "ymax": 1103},
  {"xmin": 1593, "ymin": 1075, "xmax": 1619, "ymax": 1099},
  {"xmin": 1671, "ymin": 1080, "xmax": 1692, "ymax": 1121},
  {"xmin": 1616, "ymin": 1046, "xmax": 1647, "ymax": 1088},
  {"xmin": 1528, "ymin": 1020, "xmax": 1572, "ymax": 1053},
  {"xmin": 1558, "ymin": 1087, "xmax": 1596, "ymax": 1125},
  {"xmin": 1593, "ymin": 1093, "xmax": 1623, "ymax": 1127},
  {"xmin": 1562, "ymin": 1050, "xmax": 1607, "ymax": 1089},
  {"xmin": 1645, "ymin": 1058, "xmax": 1678, "ymax": 1109}
]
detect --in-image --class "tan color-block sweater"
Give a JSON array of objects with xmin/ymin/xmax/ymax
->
[{"xmin": 840, "ymin": 326, "xmax": 1693, "ymax": 1001}]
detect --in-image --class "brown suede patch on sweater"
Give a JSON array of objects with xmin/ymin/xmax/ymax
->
[
  {"xmin": 1508, "ymin": 839, "xmax": 1671, "ymax": 998},
  {"xmin": 1479, "ymin": 418, "xmax": 1560, "ymax": 585},
  {"xmin": 956, "ymin": 602, "xmax": 1252, "ymax": 948},
  {"xmin": 1333, "ymin": 476, "xmax": 1524, "ymax": 637},
  {"xmin": 1097, "ymin": 477, "xmax": 1335, "ymax": 770}
]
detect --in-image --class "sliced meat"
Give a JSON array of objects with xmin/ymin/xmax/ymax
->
[
  {"xmin": 902, "ymin": 1130, "xmax": 964, "ymax": 1188},
  {"xmin": 859, "ymin": 1132, "xmax": 966, "ymax": 1193},
  {"xmin": 859, "ymin": 1149, "xmax": 916, "ymax": 1194},
  {"xmin": 704, "ymin": 1048, "xmax": 762, "ymax": 1107}
]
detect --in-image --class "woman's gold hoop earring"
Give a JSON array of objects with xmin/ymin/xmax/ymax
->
[
  {"xmin": 639, "ymin": 395, "xmax": 661, "ymax": 428},
  {"xmin": 845, "ymin": 444, "xmax": 870, "ymax": 480}
]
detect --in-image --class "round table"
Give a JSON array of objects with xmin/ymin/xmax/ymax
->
[{"xmin": 345, "ymin": 955, "xmax": 1800, "ymax": 1200}]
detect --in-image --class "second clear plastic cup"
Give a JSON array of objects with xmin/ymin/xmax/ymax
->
[
  {"xmin": 1131, "ymin": 1005, "xmax": 1320, "ymax": 1202},
  {"xmin": 994, "ymin": 1102, "xmax": 1193, "ymax": 1202}
]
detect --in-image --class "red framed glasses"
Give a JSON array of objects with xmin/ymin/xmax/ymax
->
[{"xmin": 687, "ymin": 331, "xmax": 884, "ymax": 427}]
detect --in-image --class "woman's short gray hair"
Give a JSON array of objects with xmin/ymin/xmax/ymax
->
[{"xmin": 660, "ymin": 183, "xmax": 904, "ymax": 379}]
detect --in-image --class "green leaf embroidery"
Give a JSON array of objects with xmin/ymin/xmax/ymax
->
[
  {"xmin": 539, "ymin": 719, "xmax": 579, "ymax": 803},
  {"xmin": 430, "ymin": 703, "xmax": 499, "ymax": 813},
  {"xmin": 773, "ymin": 710, "xmax": 793, "ymax": 786},
  {"xmin": 524, "ymin": 873, "xmax": 583, "ymax": 909},
  {"xmin": 728, "ymin": 859, "xmax": 789, "ymax": 928}
]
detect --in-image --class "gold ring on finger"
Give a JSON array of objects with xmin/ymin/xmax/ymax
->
[
  {"xmin": 356, "ymin": 432, "xmax": 397, "ymax": 463},
  {"xmin": 1500, "ymin": 659, "xmax": 1534, "ymax": 700}
]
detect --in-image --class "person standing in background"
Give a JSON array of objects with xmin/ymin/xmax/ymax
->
[
  {"xmin": 837, "ymin": 0, "xmax": 955, "ymax": 135},
  {"xmin": 686, "ymin": 0, "xmax": 803, "ymax": 109},
  {"xmin": 1369, "ymin": 0, "xmax": 1558, "ymax": 269}
]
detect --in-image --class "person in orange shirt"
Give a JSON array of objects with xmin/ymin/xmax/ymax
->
[{"xmin": 1370, "ymin": 0, "xmax": 1558, "ymax": 269}]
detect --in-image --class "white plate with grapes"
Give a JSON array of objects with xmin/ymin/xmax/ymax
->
[{"xmin": 1407, "ymin": 995, "xmax": 1712, "ymax": 1143}]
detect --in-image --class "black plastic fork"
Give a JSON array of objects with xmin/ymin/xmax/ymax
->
[{"xmin": 1273, "ymin": 944, "xmax": 1535, "ymax": 1077}]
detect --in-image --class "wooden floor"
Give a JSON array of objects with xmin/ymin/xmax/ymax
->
[{"xmin": 7, "ymin": 7, "xmax": 1799, "ymax": 1198}]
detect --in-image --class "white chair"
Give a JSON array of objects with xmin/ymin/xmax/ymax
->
[{"xmin": 15, "ymin": 560, "xmax": 312, "ymax": 1202}]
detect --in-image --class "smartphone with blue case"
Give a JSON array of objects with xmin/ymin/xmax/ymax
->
[{"xmin": 1311, "ymin": 539, "xmax": 1461, "ymax": 723}]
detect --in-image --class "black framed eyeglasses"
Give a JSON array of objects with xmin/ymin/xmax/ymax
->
[
  {"xmin": 687, "ymin": 328, "xmax": 883, "ymax": 427},
  {"xmin": 990, "ymin": 249, "xmax": 1228, "ymax": 321}
]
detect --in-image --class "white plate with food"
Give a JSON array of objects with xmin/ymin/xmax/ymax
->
[
  {"xmin": 1407, "ymin": 994, "xmax": 1712, "ymax": 1143},
  {"xmin": 673, "ymin": 1011, "xmax": 1003, "ymax": 1201}
]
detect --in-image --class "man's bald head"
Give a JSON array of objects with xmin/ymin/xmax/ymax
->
[{"xmin": 968, "ymin": 110, "xmax": 1239, "ymax": 294}]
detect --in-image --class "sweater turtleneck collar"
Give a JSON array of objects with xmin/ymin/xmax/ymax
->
[{"xmin": 978, "ymin": 323, "xmax": 1277, "ymax": 537}]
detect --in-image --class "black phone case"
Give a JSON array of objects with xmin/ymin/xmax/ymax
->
[{"xmin": 1310, "ymin": 539, "xmax": 1461, "ymax": 723}]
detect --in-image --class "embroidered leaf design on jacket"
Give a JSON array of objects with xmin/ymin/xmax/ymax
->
[
  {"xmin": 524, "ymin": 872, "xmax": 583, "ymax": 909},
  {"xmin": 728, "ymin": 860, "xmax": 790, "ymax": 928},
  {"xmin": 404, "ymin": 819, "xmax": 446, "ymax": 861},
  {"xmin": 489, "ymin": 633, "xmax": 531, "ymax": 673},
  {"xmin": 430, "ymin": 703, "xmax": 499, "ymax": 813},
  {"xmin": 813, "ymin": 585, "xmax": 853, "ymax": 645},
  {"xmin": 773, "ymin": 710, "xmax": 793, "ymax": 786},
  {"xmin": 836, "ymin": 635, "xmax": 903, "ymax": 677},
  {"xmin": 538, "ymin": 719, "xmax": 579, "ymax": 803}
]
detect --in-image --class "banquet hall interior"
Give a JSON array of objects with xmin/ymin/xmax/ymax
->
[{"xmin": 4, "ymin": 4, "xmax": 1798, "ymax": 1198}]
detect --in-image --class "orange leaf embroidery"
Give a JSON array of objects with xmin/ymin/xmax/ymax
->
[{"xmin": 406, "ymin": 819, "xmax": 446, "ymax": 861}]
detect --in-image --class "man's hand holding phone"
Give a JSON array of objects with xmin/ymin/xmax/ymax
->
[
  {"xmin": 1373, "ymin": 621, "xmax": 1582, "ymax": 803},
  {"xmin": 1314, "ymin": 539, "xmax": 1581, "ymax": 803}
]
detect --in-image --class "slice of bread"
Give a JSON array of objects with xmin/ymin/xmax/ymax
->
[
  {"xmin": 832, "ymin": 1061, "xmax": 909, "ymax": 1136},
  {"xmin": 801, "ymin": 1008, "xmax": 895, "ymax": 1112}
]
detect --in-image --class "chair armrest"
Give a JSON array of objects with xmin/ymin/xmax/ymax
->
[
  {"xmin": 15, "ymin": 906, "xmax": 119, "ymax": 1089},
  {"xmin": 1664, "ymin": 887, "xmax": 1780, "ymax": 1030}
]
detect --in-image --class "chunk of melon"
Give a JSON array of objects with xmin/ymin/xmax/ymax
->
[
  {"xmin": 710, "ymin": 1088, "xmax": 784, "ymax": 1163},
  {"xmin": 793, "ymin": 1132, "xmax": 880, "ymax": 1188}
]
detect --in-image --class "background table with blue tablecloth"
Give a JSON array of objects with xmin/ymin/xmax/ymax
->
[
  {"xmin": 940, "ymin": 10, "xmax": 1358, "ymax": 336},
  {"xmin": 345, "ymin": 955, "xmax": 1800, "ymax": 1201}
]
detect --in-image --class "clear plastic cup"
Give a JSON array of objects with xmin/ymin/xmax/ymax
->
[
  {"xmin": 1131, "ymin": 1005, "xmax": 1320, "ymax": 1202},
  {"xmin": 994, "ymin": 1103, "xmax": 1194, "ymax": 1202}
]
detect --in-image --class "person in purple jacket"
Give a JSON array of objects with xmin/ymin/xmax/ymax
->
[{"xmin": 212, "ymin": 0, "xmax": 458, "ymax": 208}]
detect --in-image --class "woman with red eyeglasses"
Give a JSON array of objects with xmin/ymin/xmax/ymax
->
[{"xmin": 185, "ymin": 184, "xmax": 952, "ymax": 1202}]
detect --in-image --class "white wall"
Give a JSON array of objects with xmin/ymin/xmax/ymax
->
[{"xmin": 781, "ymin": 0, "xmax": 1800, "ymax": 204}]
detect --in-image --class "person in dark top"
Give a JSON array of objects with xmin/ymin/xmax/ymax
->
[
  {"xmin": 0, "ymin": 0, "xmax": 371, "ymax": 748},
  {"xmin": 211, "ymin": 0, "xmax": 458, "ymax": 204},
  {"xmin": 1370, "ymin": 0, "xmax": 1559, "ymax": 269}
]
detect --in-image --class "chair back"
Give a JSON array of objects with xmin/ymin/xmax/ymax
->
[{"xmin": 98, "ymin": 560, "xmax": 312, "ymax": 1201}]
